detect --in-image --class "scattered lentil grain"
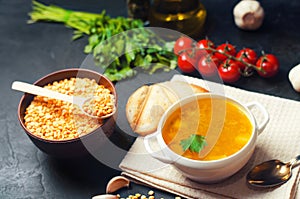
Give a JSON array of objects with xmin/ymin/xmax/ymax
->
[
  {"xmin": 148, "ymin": 190, "xmax": 154, "ymax": 196},
  {"xmin": 114, "ymin": 190, "xmax": 181, "ymax": 199}
]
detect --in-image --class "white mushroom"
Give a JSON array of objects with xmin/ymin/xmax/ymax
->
[
  {"xmin": 233, "ymin": 0, "xmax": 264, "ymax": 30},
  {"xmin": 288, "ymin": 63, "xmax": 300, "ymax": 92}
]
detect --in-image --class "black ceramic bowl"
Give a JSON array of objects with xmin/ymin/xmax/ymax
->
[{"xmin": 17, "ymin": 68, "xmax": 117, "ymax": 158}]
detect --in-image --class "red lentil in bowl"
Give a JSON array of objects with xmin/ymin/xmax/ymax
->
[
  {"xmin": 24, "ymin": 77, "xmax": 115, "ymax": 141},
  {"xmin": 17, "ymin": 68, "xmax": 117, "ymax": 158}
]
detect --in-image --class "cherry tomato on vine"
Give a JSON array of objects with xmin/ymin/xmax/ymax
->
[
  {"xmin": 256, "ymin": 54, "xmax": 279, "ymax": 78},
  {"xmin": 236, "ymin": 48, "xmax": 258, "ymax": 71},
  {"xmin": 174, "ymin": 36, "xmax": 193, "ymax": 55},
  {"xmin": 222, "ymin": 59, "xmax": 243, "ymax": 72},
  {"xmin": 177, "ymin": 52, "xmax": 197, "ymax": 73},
  {"xmin": 197, "ymin": 54, "xmax": 220, "ymax": 77},
  {"xmin": 195, "ymin": 39, "xmax": 215, "ymax": 58},
  {"xmin": 215, "ymin": 43, "xmax": 236, "ymax": 61},
  {"xmin": 218, "ymin": 60, "xmax": 241, "ymax": 83}
]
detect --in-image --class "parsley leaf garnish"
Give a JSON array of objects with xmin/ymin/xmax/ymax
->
[{"xmin": 180, "ymin": 134, "xmax": 207, "ymax": 153}]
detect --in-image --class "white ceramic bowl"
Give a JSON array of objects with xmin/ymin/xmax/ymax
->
[{"xmin": 144, "ymin": 93, "xmax": 269, "ymax": 183}]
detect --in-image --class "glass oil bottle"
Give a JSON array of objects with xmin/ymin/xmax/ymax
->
[{"xmin": 149, "ymin": 0, "xmax": 207, "ymax": 38}]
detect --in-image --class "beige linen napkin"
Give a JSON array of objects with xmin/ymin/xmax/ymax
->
[{"xmin": 119, "ymin": 75, "xmax": 300, "ymax": 199}]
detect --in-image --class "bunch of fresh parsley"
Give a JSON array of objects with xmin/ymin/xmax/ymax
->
[
  {"xmin": 88, "ymin": 28, "xmax": 177, "ymax": 81},
  {"xmin": 28, "ymin": 1, "xmax": 177, "ymax": 81}
]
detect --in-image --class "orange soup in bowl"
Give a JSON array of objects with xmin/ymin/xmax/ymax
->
[{"xmin": 162, "ymin": 97, "xmax": 253, "ymax": 161}]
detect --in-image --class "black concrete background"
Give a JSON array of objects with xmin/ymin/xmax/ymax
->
[{"xmin": 1, "ymin": 0, "xmax": 300, "ymax": 198}]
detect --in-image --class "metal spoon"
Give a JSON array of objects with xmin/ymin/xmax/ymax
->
[
  {"xmin": 246, "ymin": 155, "xmax": 300, "ymax": 187},
  {"xmin": 12, "ymin": 81, "xmax": 116, "ymax": 119}
]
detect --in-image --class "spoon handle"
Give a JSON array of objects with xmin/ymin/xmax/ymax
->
[
  {"xmin": 12, "ymin": 81, "xmax": 73, "ymax": 104},
  {"xmin": 290, "ymin": 155, "xmax": 300, "ymax": 168}
]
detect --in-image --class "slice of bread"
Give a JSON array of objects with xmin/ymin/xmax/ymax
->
[
  {"xmin": 126, "ymin": 81, "xmax": 208, "ymax": 136},
  {"xmin": 159, "ymin": 81, "xmax": 208, "ymax": 100},
  {"xmin": 134, "ymin": 84, "xmax": 174, "ymax": 135},
  {"xmin": 126, "ymin": 85, "xmax": 149, "ymax": 131}
]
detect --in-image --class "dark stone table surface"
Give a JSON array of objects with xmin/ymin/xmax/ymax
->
[{"xmin": 1, "ymin": 0, "xmax": 300, "ymax": 198}]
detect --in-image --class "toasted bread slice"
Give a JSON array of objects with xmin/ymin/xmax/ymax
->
[
  {"xmin": 125, "ymin": 85, "xmax": 149, "ymax": 131},
  {"xmin": 134, "ymin": 84, "xmax": 174, "ymax": 135},
  {"xmin": 159, "ymin": 81, "xmax": 208, "ymax": 101},
  {"xmin": 126, "ymin": 81, "xmax": 208, "ymax": 136}
]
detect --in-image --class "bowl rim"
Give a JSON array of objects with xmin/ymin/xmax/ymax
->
[
  {"xmin": 156, "ymin": 93, "xmax": 257, "ymax": 165},
  {"xmin": 17, "ymin": 68, "xmax": 117, "ymax": 144}
]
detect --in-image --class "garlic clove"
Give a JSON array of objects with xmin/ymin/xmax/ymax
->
[
  {"xmin": 233, "ymin": 0, "xmax": 264, "ymax": 30},
  {"xmin": 92, "ymin": 194, "xmax": 119, "ymax": 199},
  {"xmin": 106, "ymin": 176, "xmax": 130, "ymax": 194},
  {"xmin": 288, "ymin": 64, "xmax": 300, "ymax": 92}
]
